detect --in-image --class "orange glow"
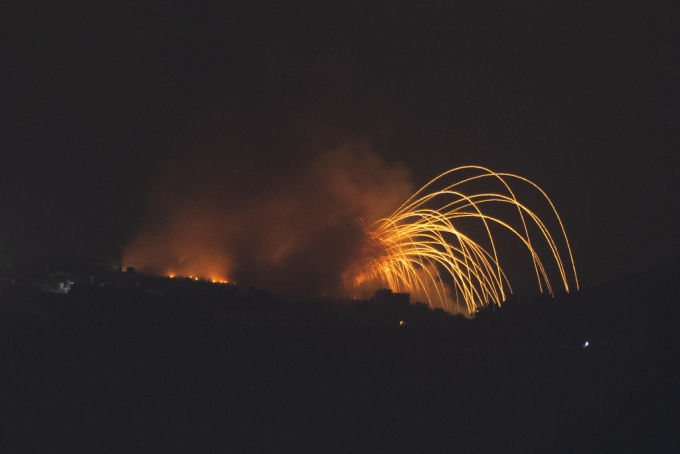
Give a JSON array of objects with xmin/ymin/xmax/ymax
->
[
  {"xmin": 166, "ymin": 273, "xmax": 231, "ymax": 284},
  {"xmin": 122, "ymin": 147, "xmax": 414, "ymax": 299},
  {"xmin": 123, "ymin": 229, "xmax": 233, "ymax": 289},
  {"xmin": 346, "ymin": 166, "xmax": 579, "ymax": 315}
]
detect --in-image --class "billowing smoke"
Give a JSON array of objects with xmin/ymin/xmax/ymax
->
[{"xmin": 123, "ymin": 138, "xmax": 413, "ymax": 298}]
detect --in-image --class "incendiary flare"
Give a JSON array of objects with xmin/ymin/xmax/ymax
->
[{"xmin": 346, "ymin": 166, "xmax": 578, "ymax": 315}]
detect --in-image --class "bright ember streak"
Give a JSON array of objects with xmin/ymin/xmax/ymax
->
[{"xmin": 346, "ymin": 166, "xmax": 579, "ymax": 315}]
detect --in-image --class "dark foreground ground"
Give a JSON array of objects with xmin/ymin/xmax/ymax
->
[{"xmin": 2, "ymin": 266, "xmax": 679, "ymax": 453}]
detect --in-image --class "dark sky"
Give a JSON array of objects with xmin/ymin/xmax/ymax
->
[{"xmin": 1, "ymin": 0, "xmax": 678, "ymax": 290}]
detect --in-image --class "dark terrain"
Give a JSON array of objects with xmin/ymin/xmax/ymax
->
[{"xmin": 2, "ymin": 266, "xmax": 679, "ymax": 453}]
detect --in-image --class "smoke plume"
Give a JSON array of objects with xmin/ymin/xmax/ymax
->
[{"xmin": 123, "ymin": 138, "xmax": 413, "ymax": 298}]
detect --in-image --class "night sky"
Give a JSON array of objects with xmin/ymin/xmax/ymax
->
[{"xmin": 2, "ymin": 1, "xmax": 678, "ymax": 292}]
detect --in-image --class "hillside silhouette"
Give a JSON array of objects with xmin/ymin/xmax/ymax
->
[{"xmin": 1, "ymin": 264, "xmax": 678, "ymax": 452}]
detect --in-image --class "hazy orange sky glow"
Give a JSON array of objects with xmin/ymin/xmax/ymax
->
[{"xmin": 123, "ymin": 140, "xmax": 413, "ymax": 298}]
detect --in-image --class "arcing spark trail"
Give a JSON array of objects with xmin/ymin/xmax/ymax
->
[{"xmin": 346, "ymin": 166, "xmax": 578, "ymax": 314}]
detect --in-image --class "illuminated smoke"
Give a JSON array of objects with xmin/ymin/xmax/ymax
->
[
  {"xmin": 124, "ymin": 140, "xmax": 578, "ymax": 310},
  {"xmin": 123, "ymin": 142, "xmax": 413, "ymax": 297}
]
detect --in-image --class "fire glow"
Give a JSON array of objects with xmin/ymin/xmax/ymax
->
[
  {"xmin": 167, "ymin": 274, "xmax": 230, "ymax": 284},
  {"xmin": 122, "ymin": 147, "xmax": 413, "ymax": 297}
]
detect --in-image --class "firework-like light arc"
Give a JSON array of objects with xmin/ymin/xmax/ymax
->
[{"xmin": 348, "ymin": 166, "xmax": 579, "ymax": 315}]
